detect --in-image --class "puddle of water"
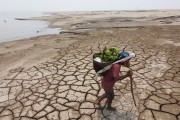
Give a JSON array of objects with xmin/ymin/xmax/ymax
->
[{"xmin": 0, "ymin": 11, "xmax": 60, "ymax": 43}]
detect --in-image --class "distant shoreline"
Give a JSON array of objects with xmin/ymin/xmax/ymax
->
[{"xmin": 0, "ymin": 11, "xmax": 60, "ymax": 43}]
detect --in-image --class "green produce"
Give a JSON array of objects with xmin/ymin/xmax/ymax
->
[{"xmin": 95, "ymin": 47, "xmax": 120, "ymax": 62}]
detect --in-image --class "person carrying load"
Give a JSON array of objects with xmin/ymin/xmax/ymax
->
[{"xmin": 93, "ymin": 48, "xmax": 135, "ymax": 111}]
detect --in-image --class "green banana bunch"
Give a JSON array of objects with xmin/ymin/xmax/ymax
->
[{"xmin": 95, "ymin": 47, "xmax": 120, "ymax": 62}]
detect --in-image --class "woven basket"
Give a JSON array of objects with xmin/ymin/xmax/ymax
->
[{"xmin": 93, "ymin": 53, "xmax": 112, "ymax": 75}]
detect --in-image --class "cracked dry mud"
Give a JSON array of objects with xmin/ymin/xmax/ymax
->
[{"xmin": 0, "ymin": 25, "xmax": 180, "ymax": 120}]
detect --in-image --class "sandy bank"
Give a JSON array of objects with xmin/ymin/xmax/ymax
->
[
  {"xmin": 1, "ymin": 10, "xmax": 180, "ymax": 80},
  {"xmin": 0, "ymin": 10, "xmax": 180, "ymax": 120},
  {"xmin": 0, "ymin": 35, "xmax": 77, "ymax": 80}
]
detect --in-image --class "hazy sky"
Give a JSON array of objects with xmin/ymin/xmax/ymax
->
[{"xmin": 0, "ymin": 0, "xmax": 180, "ymax": 11}]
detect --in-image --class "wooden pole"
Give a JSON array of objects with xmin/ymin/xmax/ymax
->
[{"xmin": 130, "ymin": 76, "xmax": 137, "ymax": 107}]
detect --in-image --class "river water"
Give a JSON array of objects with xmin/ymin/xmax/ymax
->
[{"xmin": 0, "ymin": 11, "xmax": 60, "ymax": 43}]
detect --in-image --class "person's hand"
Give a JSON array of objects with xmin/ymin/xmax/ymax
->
[{"xmin": 126, "ymin": 70, "xmax": 133, "ymax": 77}]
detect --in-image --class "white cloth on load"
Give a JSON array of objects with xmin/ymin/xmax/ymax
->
[{"xmin": 94, "ymin": 57, "xmax": 102, "ymax": 62}]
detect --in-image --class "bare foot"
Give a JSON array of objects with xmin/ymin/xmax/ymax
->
[
  {"xmin": 95, "ymin": 100, "xmax": 100, "ymax": 105},
  {"xmin": 94, "ymin": 100, "xmax": 103, "ymax": 110}
]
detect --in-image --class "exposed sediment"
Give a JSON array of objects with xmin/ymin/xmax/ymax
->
[{"xmin": 0, "ymin": 10, "xmax": 180, "ymax": 120}]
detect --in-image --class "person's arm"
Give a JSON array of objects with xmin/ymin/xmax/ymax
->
[
  {"xmin": 112, "ymin": 64, "xmax": 133, "ymax": 81},
  {"xmin": 117, "ymin": 74, "xmax": 129, "ymax": 81},
  {"xmin": 117, "ymin": 70, "xmax": 133, "ymax": 81}
]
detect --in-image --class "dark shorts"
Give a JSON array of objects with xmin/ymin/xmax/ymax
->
[{"xmin": 105, "ymin": 89, "xmax": 114, "ymax": 100}]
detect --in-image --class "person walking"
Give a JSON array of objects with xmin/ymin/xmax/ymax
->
[{"xmin": 95, "ymin": 51, "xmax": 133, "ymax": 111}]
